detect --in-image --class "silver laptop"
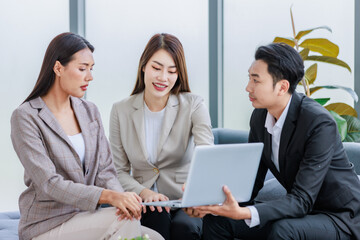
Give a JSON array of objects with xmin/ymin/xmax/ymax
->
[{"xmin": 142, "ymin": 143, "xmax": 264, "ymax": 208}]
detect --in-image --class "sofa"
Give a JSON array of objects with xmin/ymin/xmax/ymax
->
[{"xmin": 1, "ymin": 128, "xmax": 359, "ymax": 239}]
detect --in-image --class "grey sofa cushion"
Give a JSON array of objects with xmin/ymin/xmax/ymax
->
[
  {"xmin": 343, "ymin": 142, "xmax": 360, "ymax": 175},
  {"xmin": 0, "ymin": 211, "xmax": 19, "ymax": 240},
  {"xmin": 255, "ymin": 178, "xmax": 286, "ymax": 202}
]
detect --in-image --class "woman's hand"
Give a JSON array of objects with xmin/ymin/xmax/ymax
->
[
  {"xmin": 99, "ymin": 189, "xmax": 142, "ymax": 220},
  {"xmin": 140, "ymin": 188, "xmax": 170, "ymax": 213}
]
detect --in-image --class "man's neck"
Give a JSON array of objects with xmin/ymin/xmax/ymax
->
[{"xmin": 268, "ymin": 93, "xmax": 292, "ymax": 120}]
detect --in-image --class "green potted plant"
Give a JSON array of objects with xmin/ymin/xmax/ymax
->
[
  {"xmin": 273, "ymin": 8, "xmax": 360, "ymax": 142},
  {"xmin": 117, "ymin": 234, "xmax": 150, "ymax": 240}
]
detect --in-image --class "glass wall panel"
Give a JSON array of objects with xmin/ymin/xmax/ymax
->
[
  {"xmin": 224, "ymin": 0, "xmax": 354, "ymax": 130},
  {"xmin": 86, "ymin": 0, "xmax": 209, "ymax": 136},
  {"xmin": 0, "ymin": 0, "xmax": 69, "ymax": 211}
]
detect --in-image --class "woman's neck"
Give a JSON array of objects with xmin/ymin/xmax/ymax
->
[
  {"xmin": 42, "ymin": 85, "xmax": 71, "ymax": 114},
  {"xmin": 144, "ymin": 92, "xmax": 169, "ymax": 112}
]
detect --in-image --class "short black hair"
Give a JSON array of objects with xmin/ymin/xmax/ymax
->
[{"xmin": 255, "ymin": 43, "xmax": 304, "ymax": 94}]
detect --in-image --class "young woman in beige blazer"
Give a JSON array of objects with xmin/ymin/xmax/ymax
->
[
  {"xmin": 11, "ymin": 33, "xmax": 162, "ymax": 240},
  {"xmin": 109, "ymin": 33, "xmax": 214, "ymax": 240}
]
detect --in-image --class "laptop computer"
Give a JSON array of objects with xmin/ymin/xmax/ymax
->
[{"xmin": 142, "ymin": 142, "xmax": 264, "ymax": 208}]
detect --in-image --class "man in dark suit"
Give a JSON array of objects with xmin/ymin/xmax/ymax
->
[{"xmin": 185, "ymin": 43, "xmax": 360, "ymax": 239}]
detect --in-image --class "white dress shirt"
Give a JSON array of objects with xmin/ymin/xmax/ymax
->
[{"xmin": 245, "ymin": 95, "xmax": 292, "ymax": 228}]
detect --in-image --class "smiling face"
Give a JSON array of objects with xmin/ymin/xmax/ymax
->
[
  {"xmin": 143, "ymin": 49, "xmax": 178, "ymax": 102},
  {"xmin": 54, "ymin": 48, "xmax": 94, "ymax": 98}
]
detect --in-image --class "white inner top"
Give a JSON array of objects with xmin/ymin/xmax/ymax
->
[
  {"xmin": 144, "ymin": 103, "xmax": 166, "ymax": 192},
  {"xmin": 68, "ymin": 132, "xmax": 85, "ymax": 165}
]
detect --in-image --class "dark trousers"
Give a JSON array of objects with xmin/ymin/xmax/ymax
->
[
  {"xmin": 203, "ymin": 213, "xmax": 353, "ymax": 240},
  {"xmin": 141, "ymin": 207, "xmax": 202, "ymax": 240}
]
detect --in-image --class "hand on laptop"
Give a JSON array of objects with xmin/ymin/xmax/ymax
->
[
  {"xmin": 140, "ymin": 188, "xmax": 171, "ymax": 213},
  {"xmin": 188, "ymin": 186, "xmax": 251, "ymax": 220}
]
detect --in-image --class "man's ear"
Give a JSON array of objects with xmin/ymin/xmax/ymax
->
[
  {"xmin": 278, "ymin": 79, "xmax": 290, "ymax": 96},
  {"xmin": 53, "ymin": 61, "xmax": 62, "ymax": 77}
]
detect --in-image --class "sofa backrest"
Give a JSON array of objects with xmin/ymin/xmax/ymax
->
[
  {"xmin": 343, "ymin": 142, "xmax": 360, "ymax": 175},
  {"xmin": 212, "ymin": 128, "xmax": 360, "ymax": 175},
  {"xmin": 212, "ymin": 128, "xmax": 248, "ymax": 144}
]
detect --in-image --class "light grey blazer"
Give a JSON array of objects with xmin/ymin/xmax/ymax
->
[
  {"xmin": 11, "ymin": 96, "xmax": 123, "ymax": 240},
  {"xmin": 109, "ymin": 92, "xmax": 214, "ymax": 200}
]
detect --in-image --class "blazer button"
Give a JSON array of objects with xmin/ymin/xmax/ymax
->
[{"xmin": 153, "ymin": 168, "xmax": 159, "ymax": 174}]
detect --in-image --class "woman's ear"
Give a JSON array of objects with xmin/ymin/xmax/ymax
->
[{"xmin": 53, "ymin": 61, "xmax": 62, "ymax": 77}]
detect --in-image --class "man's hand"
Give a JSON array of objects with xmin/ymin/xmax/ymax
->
[
  {"xmin": 183, "ymin": 207, "xmax": 209, "ymax": 218},
  {"xmin": 140, "ymin": 188, "xmax": 170, "ymax": 213},
  {"xmin": 194, "ymin": 185, "xmax": 251, "ymax": 220}
]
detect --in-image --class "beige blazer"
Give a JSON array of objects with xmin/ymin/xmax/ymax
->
[
  {"xmin": 11, "ymin": 96, "xmax": 123, "ymax": 240},
  {"xmin": 109, "ymin": 92, "xmax": 214, "ymax": 200}
]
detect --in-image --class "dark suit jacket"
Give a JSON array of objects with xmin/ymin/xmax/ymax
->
[{"xmin": 249, "ymin": 91, "xmax": 360, "ymax": 239}]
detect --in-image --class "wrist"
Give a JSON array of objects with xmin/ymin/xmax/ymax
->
[
  {"xmin": 99, "ymin": 189, "xmax": 114, "ymax": 204},
  {"xmin": 241, "ymin": 207, "xmax": 252, "ymax": 220},
  {"xmin": 139, "ymin": 188, "xmax": 152, "ymax": 199}
]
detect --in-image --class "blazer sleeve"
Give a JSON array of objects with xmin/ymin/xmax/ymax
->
[
  {"xmin": 93, "ymin": 105, "xmax": 124, "ymax": 192},
  {"xmin": 255, "ymin": 115, "xmax": 336, "ymax": 228},
  {"xmin": 109, "ymin": 104, "xmax": 146, "ymax": 194},
  {"xmin": 191, "ymin": 96, "xmax": 214, "ymax": 146},
  {"xmin": 11, "ymin": 108, "xmax": 103, "ymax": 211}
]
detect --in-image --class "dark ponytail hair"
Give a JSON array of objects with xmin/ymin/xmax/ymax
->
[{"xmin": 23, "ymin": 32, "xmax": 94, "ymax": 103}]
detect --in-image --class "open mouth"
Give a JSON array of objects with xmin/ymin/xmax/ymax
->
[{"xmin": 153, "ymin": 83, "xmax": 167, "ymax": 91}]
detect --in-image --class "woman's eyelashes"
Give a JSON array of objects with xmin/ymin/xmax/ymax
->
[
  {"xmin": 79, "ymin": 68, "xmax": 93, "ymax": 72},
  {"xmin": 152, "ymin": 65, "xmax": 176, "ymax": 74},
  {"xmin": 152, "ymin": 66, "xmax": 161, "ymax": 71}
]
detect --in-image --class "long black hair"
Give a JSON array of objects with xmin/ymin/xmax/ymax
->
[{"xmin": 23, "ymin": 32, "xmax": 94, "ymax": 103}]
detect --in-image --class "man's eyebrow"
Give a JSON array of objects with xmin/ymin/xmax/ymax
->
[
  {"xmin": 153, "ymin": 61, "xmax": 176, "ymax": 68},
  {"xmin": 249, "ymin": 73, "xmax": 260, "ymax": 77}
]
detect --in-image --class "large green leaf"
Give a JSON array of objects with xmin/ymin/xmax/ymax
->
[
  {"xmin": 299, "ymin": 38, "xmax": 339, "ymax": 57},
  {"xmin": 273, "ymin": 37, "xmax": 295, "ymax": 47},
  {"xmin": 313, "ymin": 98, "xmax": 330, "ymax": 106},
  {"xmin": 305, "ymin": 55, "xmax": 351, "ymax": 72},
  {"xmin": 309, "ymin": 85, "xmax": 358, "ymax": 102},
  {"xmin": 325, "ymin": 103, "xmax": 358, "ymax": 117},
  {"xmin": 295, "ymin": 26, "xmax": 332, "ymax": 41},
  {"xmin": 341, "ymin": 115, "xmax": 360, "ymax": 142},
  {"xmin": 329, "ymin": 110, "xmax": 347, "ymax": 141},
  {"xmin": 299, "ymin": 48, "xmax": 309, "ymax": 60},
  {"xmin": 305, "ymin": 63, "xmax": 317, "ymax": 85}
]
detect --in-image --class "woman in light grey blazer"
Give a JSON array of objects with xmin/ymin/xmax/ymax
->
[
  {"xmin": 109, "ymin": 33, "xmax": 214, "ymax": 240},
  {"xmin": 11, "ymin": 33, "xmax": 162, "ymax": 240}
]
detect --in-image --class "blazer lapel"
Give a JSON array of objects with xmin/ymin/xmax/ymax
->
[
  {"xmin": 70, "ymin": 96, "xmax": 93, "ymax": 173},
  {"xmin": 31, "ymin": 97, "xmax": 82, "ymax": 168},
  {"xmin": 131, "ymin": 92, "xmax": 148, "ymax": 159},
  {"xmin": 278, "ymin": 92, "xmax": 303, "ymax": 174},
  {"xmin": 157, "ymin": 94, "xmax": 179, "ymax": 156}
]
